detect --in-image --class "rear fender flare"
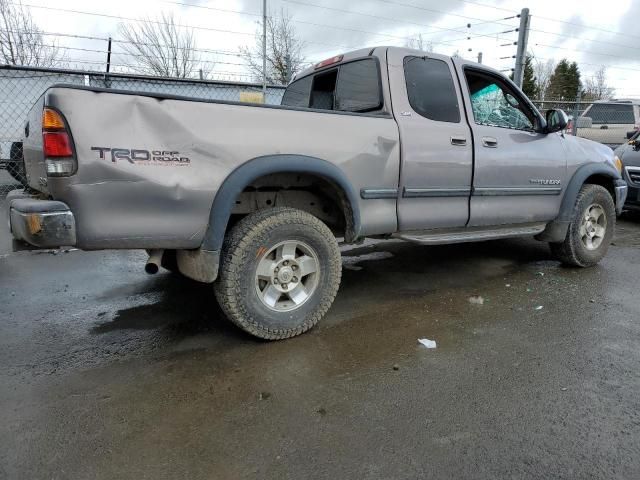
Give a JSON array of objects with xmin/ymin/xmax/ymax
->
[{"xmin": 200, "ymin": 154, "xmax": 361, "ymax": 252}]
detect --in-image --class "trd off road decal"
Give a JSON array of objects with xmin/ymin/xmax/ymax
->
[{"xmin": 91, "ymin": 147, "xmax": 190, "ymax": 166}]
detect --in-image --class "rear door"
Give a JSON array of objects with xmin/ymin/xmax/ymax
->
[
  {"xmin": 456, "ymin": 63, "xmax": 567, "ymax": 226},
  {"xmin": 388, "ymin": 50, "xmax": 473, "ymax": 230}
]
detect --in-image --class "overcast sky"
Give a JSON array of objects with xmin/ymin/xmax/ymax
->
[{"xmin": 22, "ymin": 0, "xmax": 640, "ymax": 96}]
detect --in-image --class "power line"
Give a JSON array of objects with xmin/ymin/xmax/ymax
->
[
  {"xmin": 370, "ymin": 0, "xmax": 518, "ymax": 27},
  {"xmin": 281, "ymin": 0, "xmax": 517, "ymax": 40},
  {"xmin": 534, "ymin": 43, "xmax": 640, "ymax": 62},
  {"xmin": 15, "ymin": 3, "xmax": 257, "ymax": 36},
  {"xmin": 531, "ymin": 15, "xmax": 640, "ymax": 41}
]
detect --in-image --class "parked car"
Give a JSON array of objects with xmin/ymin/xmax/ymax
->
[
  {"xmin": 578, "ymin": 99, "xmax": 640, "ymax": 147},
  {"xmin": 614, "ymin": 130, "xmax": 640, "ymax": 211},
  {"xmin": 7, "ymin": 46, "xmax": 627, "ymax": 340}
]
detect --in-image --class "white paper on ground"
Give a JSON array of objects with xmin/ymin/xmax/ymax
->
[{"xmin": 418, "ymin": 338, "xmax": 437, "ymax": 349}]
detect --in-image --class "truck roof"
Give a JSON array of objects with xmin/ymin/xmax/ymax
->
[{"xmin": 292, "ymin": 46, "xmax": 486, "ymax": 84}]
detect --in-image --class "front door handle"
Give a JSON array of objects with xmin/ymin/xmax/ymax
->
[
  {"xmin": 482, "ymin": 136, "xmax": 498, "ymax": 148},
  {"xmin": 450, "ymin": 136, "xmax": 467, "ymax": 146}
]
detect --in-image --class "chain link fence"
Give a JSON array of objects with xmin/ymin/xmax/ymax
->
[
  {"xmin": 533, "ymin": 98, "xmax": 639, "ymax": 148},
  {"xmin": 3, "ymin": 66, "xmax": 638, "ymax": 199},
  {"xmin": 0, "ymin": 65, "xmax": 285, "ymax": 198}
]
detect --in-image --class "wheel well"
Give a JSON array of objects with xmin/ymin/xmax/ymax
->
[
  {"xmin": 229, "ymin": 172, "xmax": 354, "ymax": 240},
  {"xmin": 584, "ymin": 174, "xmax": 615, "ymax": 200}
]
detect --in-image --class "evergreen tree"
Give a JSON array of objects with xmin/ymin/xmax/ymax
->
[
  {"xmin": 521, "ymin": 55, "xmax": 539, "ymax": 99},
  {"xmin": 546, "ymin": 59, "xmax": 582, "ymax": 100}
]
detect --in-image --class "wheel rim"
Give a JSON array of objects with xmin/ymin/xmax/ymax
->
[
  {"xmin": 254, "ymin": 240, "xmax": 320, "ymax": 312},
  {"xmin": 579, "ymin": 203, "xmax": 607, "ymax": 251}
]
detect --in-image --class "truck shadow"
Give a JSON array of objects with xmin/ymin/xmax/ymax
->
[{"xmin": 90, "ymin": 237, "xmax": 554, "ymax": 343}]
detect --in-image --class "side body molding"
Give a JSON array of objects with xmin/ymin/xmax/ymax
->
[
  {"xmin": 537, "ymin": 162, "xmax": 622, "ymax": 242},
  {"xmin": 201, "ymin": 154, "xmax": 362, "ymax": 253}
]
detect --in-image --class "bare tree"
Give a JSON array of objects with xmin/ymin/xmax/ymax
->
[
  {"xmin": 240, "ymin": 9, "xmax": 305, "ymax": 85},
  {"xmin": 405, "ymin": 34, "xmax": 433, "ymax": 53},
  {"xmin": 583, "ymin": 66, "xmax": 615, "ymax": 100},
  {"xmin": 119, "ymin": 12, "xmax": 208, "ymax": 78},
  {"xmin": 533, "ymin": 57, "xmax": 556, "ymax": 100},
  {"xmin": 0, "ymin": 0, "xmax": 61, "ymax": 67}
]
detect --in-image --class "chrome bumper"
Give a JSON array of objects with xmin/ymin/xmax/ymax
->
[
  {"xmin": 8, "ymin": 191, "xmax": 76, "ymax": 248},
  {"xmin": 614, "ymin": 180, "xmax": 628, "ymax": 215}
]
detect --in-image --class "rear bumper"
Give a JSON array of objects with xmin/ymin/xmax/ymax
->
[
  {"xmin": 615, "ymin": 179, "xmax": 628, "ymax": 215},
  {"xmin": 8, "ymin": 190, "xmax": 76, "ymax": 248}
]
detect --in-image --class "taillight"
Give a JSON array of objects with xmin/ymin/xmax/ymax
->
[
  {"xmin": 43, "ymin": 132, "xmax": 73, "ymax": 157},
  {"xmin": 42, "ymin": 107, "xmax": 76, "ymax": 177}
]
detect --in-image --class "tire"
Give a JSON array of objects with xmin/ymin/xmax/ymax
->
[
  {"xmin": 214, "ymin": 207, "xmax": 342, "ymax": 340},
  {"xmin": 8, "ymin": 142, "xmax": 27, "ymax": 186},
  {"xmin": 550, "ymin": 184, "xmax": 616, "ymax": 267}
]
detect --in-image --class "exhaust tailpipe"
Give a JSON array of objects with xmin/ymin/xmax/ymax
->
[{"xmin": 145, "ymin": 249, "xmax": 164, "ymax": 275}]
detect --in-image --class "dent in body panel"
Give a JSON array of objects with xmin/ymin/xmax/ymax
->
[{"xmin": 42, "ymin": 87, "xmax": 401, "ymax": 248}]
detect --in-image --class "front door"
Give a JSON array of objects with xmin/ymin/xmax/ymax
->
[
  {"xmin": 456, "ymin": 63, "xmax": 567, "ymax": 226},
  {"xmin": 388, "ymin": 50, "xmax": 473, "ymax": 231}
]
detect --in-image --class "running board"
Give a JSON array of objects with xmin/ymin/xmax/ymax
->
[{"xmin": 394, "ymin": 223, "xmax": 547, "ymax": 245}]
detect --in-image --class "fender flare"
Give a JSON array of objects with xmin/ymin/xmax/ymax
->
[
  {"xmin": 557, "ymin": 162, "xmax": 621, "ymax": 222},
  {"xmin": 537, "ymin": 162, "xmax": 622, "ymax": 242},
  {"xmin": 200, "ymin": 154, "xmax": 362, "ymax": 252}
]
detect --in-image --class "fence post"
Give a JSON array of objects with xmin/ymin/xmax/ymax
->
[{"xmin": 572, "ymin": 91, "xmax": 581, "ymax": 136}]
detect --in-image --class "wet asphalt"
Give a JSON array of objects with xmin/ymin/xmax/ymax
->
[{"xmin": 1, "ymin": 208, "xmax": 640, "ymax": 480}]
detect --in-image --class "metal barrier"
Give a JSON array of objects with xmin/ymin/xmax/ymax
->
[{"xmin": 0, "ymin": 65, "xmax": 285, "ymax": 197}]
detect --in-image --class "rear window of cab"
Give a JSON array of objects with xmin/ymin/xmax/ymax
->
[{"xmin": 281, "ymin": 58, "xmax": 383, "ymax": 113}]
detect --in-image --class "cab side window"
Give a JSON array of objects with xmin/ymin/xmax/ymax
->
[{"xmin": 465, "ymin": 70, "xmax": 534, "ymax": 131}]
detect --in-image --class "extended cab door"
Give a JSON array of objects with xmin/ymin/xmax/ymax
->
[
  {"xmin": 455, "ymin": 62, "xmax": 567, "ymax": 226},
  {"xmin": 388, "ymin": 50, "xmax": 473, "ymax": 230}
]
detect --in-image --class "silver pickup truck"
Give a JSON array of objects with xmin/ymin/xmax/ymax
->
[{"xmin": 8, "ymin": 46, "xmax": 628, "ymax": 340}]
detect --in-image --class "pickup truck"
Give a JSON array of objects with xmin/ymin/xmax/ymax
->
[
  {"xmin": 8, "ymin": 46, "xmax": 628, "ymax": 340},
  {"xmin": 576, "ymin": 99, "xmax": 640, "ymax": 147}
]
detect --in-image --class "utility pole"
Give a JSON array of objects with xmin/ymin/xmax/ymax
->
[
  {"xmin": 477, "ymin": 52, "xmax": 483, "ymax": 64},
  {"xmin": 262, "ymin": 0, "xmax": 267, "ymax": 96},
  {"xmin": 105, "ymin": 36, "xmax": 112, "ymax": 73},
  {"xmin": 513, "ymin": 7, "xmax": 530, "ymax": 88},
  {"xmin": 285, "ymin": 54, "xmax": 291, "ymax": 83}
]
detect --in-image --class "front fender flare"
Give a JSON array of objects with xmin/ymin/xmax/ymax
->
[
  {"xmin": 200, "ymin": 154, "xmax": 362, "ymax": 253},
  {"xmin": 537, "ymin": 162, "xmax": 622, "ymax": 242}
]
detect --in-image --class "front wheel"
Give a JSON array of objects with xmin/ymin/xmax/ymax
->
[
  {"xmin": 214, "ymin": 207, "xmax": 342, "ymax": 340},
  {"xmin": 550, "ymin": 184, "xmax": 616, "ymax": 267}
]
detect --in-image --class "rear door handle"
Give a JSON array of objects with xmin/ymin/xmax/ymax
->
[
  {"xmin": 450, "ymin": 136, "xmax": 467, "ymax": 146},
  {"xmin": 482, "ymin": 136, "xmax": 498, "ymax": 148}
]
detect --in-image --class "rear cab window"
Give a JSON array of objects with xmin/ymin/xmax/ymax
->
[{"xmin": 281, "ymin": 58, "xmax": 383, "ymax": 113}]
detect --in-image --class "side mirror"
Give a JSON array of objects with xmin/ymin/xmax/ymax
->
[{"xmin": 545, "ymin": 109, "xmax": 569, "ymax": 134}]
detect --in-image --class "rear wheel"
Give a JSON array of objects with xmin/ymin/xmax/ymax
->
[
  {"xmin": 214, "ymin": 207, "xmax": 342, "ymax": 340},
  {"xmin": 550, "ymin": 184, "xmax": 616, "ymax": 267}
]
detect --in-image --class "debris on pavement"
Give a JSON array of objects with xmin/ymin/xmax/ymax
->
[
  {"xmin": 343, "ymin": 264, "xmax": 363, "ymax": 271},
  {"xmin": 392, "ymin": 364, "xmax": 400, "ymax": 370},
  {"xmin": 418, "ymin": 338, "xmax": 437, "ymax": 349},
  {"xmin": 468, "ymin": 295, "xmax": 484, "ymax": 305},
  {"xmin": 536, "ymin": 272, "xmax": 545, "ymax": 276},
  {"xmin": 535, "ymin": 306, "xmax": 544, "ymax": 311}
]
